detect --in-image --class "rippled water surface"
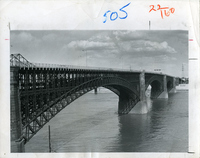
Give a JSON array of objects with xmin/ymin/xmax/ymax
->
[{"xmin": 25, "ymin": 90, "xmax": 188, "ymax": 152}]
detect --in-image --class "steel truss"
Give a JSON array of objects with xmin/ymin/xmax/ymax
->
[
  {"xmin": 10, "ymin": 54, "xmax": 177, "ymax": 144},
  {"xmin": 16, "ymin": 67, "xmax": 140, "ymax": 143}
]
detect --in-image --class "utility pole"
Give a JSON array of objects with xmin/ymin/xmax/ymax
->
[
  {"xmin": 149, "ymin": 21, "xmax": 151, "ymax": 30},
  {"xmin": 48, "ymin": 125, "xmax": 51, "ymax": 152},
  {"xmin": 182, "ymin": 63, "xmax": 185, "ymax": 78},
  {"xmin": 181, "ymin": 63, "xmax": 186, "ymax": 84}
]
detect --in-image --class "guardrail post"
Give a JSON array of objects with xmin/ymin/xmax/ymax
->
[{"xmin": 10, "ymin": 67, "xmax": 25, "ymax": 152}]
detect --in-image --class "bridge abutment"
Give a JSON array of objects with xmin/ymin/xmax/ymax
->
[
  {"xmin": 94, "ymin": 88, "xmax": 97, "ymax": 94},
  {"xmin": 130, "ymin": 71, "xmax": 149, "ymax": 114},
  {"xmin": 158, "ymin": 75, "xmax": 168, "ymax": 98},
  {"xmin": 10, "ymin": 67, "xmax": 25, "ymax": 152},
  {"xmin": 139, "ymin": 71, "xmax": 146, "ymax": 101},
  {"xmin": 169, "ymin": 77, "xmax": 177, "ymax": 93}
]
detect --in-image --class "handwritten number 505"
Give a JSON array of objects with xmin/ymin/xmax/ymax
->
[{"xmin": 103, "ymin": 3, "xmax": 131, "ymax": 23}]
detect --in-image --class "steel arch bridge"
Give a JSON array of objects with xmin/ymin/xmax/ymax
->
[{"xmin": 10, "ymin": 54, "xmax": 179, "ymax": 152}]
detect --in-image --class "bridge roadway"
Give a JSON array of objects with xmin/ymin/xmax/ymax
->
[{"xmin": 10, "ymin": 54, "xmax": 179, "ymax": 152}]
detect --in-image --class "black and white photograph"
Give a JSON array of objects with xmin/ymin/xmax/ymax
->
[
  {"xmin": 10, "ymin": 30, "xmax": 188, "ymax": 153},
  {"xmin": 0, "ymin": 1, "xmax": 199, "ymax": 158}
]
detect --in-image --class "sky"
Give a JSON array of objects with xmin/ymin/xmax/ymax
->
[{"xmin": 10, "ymin": 30, "xmax": 188, "ymax": 77}]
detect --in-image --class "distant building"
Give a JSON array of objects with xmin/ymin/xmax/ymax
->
[{"xmin": 181, "ymin": 77, "xmax": 189, "ymax": 84}]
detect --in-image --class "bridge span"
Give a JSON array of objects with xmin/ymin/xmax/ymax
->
[{"xmin": 10, "ymin": 54, "xmax": 179, "ymax": 152}]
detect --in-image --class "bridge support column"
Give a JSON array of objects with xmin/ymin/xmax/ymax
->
[
  {"xmin": 94, "ymin": 88, "xmax": 97, "ymax": 94},
  {"xmin": 130, "ymin": 71, "xmax": 149, "ymax": 114},
  {"xmin": 158, "ymin": 75, "xmax": 168, "ymax": 98},
  {"xmin": 10, "ymin": 67, "xmax": 25, "ymax": 152},
  {"xmin": 139, "ymin": 71, "xmax": 146, "ymax": 101},
  {"xmin": 169, "ymin": 77, "xmax": 177, "ymax": 93}
]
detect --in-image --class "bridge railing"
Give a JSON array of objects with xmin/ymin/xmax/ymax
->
[
  {"xmin": 10, "ymin": 54, "xmax": 142, "ymax": 72},
  {"xmin": 10, "ymin": 54, "xmax": 178, "ymax": 78}
]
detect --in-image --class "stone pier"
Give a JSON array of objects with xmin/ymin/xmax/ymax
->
[
  {"xmin": 169, "ymin": 77, "xmax": 177, "ymax": 93},
  {"xmin": 130, "ymin": 71, "xmax": 149, "ymax": 114},
  {"xmin": 94, "ymin": 88, "xmax": 97, "ymax": 94},
  {"xmin": 10, "ymin": 67, "xmax": 24, "ymax": 152},
  {"xmin": 158, "ymin": 75, "xmax": 168, "ymax": 98}
]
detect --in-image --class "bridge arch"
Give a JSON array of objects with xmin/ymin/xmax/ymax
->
[
  {"xmin": 150, "ymin": 80, "xmax": 162, "ymax": 98},
  {"xmin": 146, "ymin": 76, "xmax": 163, "ymax": 99},
  {"xmin": 10, "ymin": 54, "xmax": 180, "ymax": 152},
  {"xmin": 21, "ymin": 76, "xmax": 140, "ymax": 143}
]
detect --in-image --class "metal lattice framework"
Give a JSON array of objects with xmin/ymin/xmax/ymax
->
[
  {"xmin": 14, "ymin": 65, "xmax": 141, "ymax": 143},
  {"xmin": 19, "ymin": 73, "xmax": 140, "ymax": 142},
  {"xmin": 10, "ymin": 54, "xmax": 178, "ymax": 144},
  {"xmin": 10, "ymin": 54, "xmax": 36, "ymax": 68}
]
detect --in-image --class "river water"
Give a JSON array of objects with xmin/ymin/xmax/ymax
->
[{"xmin": 25, "ymin": 89, "xmax": 188, "ymax": 152}]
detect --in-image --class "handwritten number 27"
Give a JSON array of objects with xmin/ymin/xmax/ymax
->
[{"xmin": 103, "ymin": 3, "xmax": 131, "ymax": 23}]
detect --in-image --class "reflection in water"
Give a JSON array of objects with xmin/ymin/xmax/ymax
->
[
  {"xmin": 25, "ymin": 91, "xmax": 188, "ymax": 152},
  {"xmin": 116, "ymin": 114, "xmax": 152, "ymax": 152},
  {"xmin": 130, "ymin": 85, "xmax": 152, "ymax": 114},
  {"xmin": 116, "ymin": 92, "xmax": 188, "ymax": 152}
]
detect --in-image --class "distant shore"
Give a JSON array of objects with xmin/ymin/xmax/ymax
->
[{"xmin": 176, "ymin": 84, "xmax": 188, "ymax": 91}]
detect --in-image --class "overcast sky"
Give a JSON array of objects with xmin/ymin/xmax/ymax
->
[{"xmin": 10, "ymin": 30, "xmax": 188, "ymax": 77}]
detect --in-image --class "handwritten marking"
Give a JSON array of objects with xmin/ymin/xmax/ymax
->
[
  {"xmin": 103, "ymin": 2, "xmax": 131, "ymax": 23},
  {"xmin": 149, "ymin": 4, "xmax": 175, "ymax": 19},
  {"xmin": 110, "ymin": 12, "xmax": 118, "ymax": 21},
  {"xmin": 5, "ymin": 39, "xmax": 9, "ymax": 40},
  {"xmin": 103, "ymin": 10, "xmax": 111, "ymax": 23},
  {"xmin": 189, "ymin": 39, "xmax": 193, "ymax": 41}
]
